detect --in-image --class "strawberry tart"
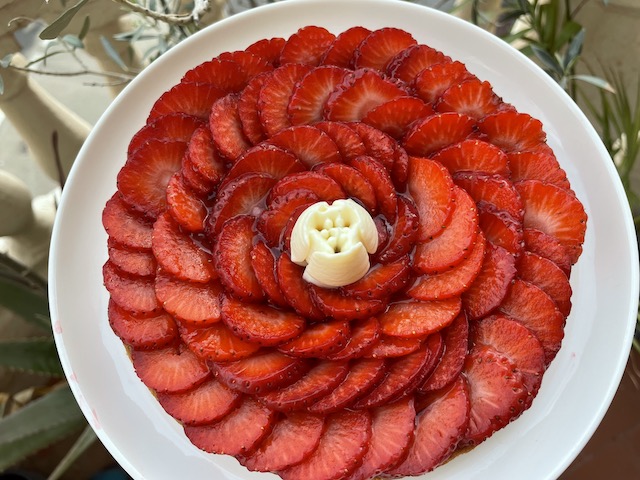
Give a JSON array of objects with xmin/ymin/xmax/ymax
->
[{"xmin": 102, "ymin": 25, "xmax": 587, "ymax": 480}]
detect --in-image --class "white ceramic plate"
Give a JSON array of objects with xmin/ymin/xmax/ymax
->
[{"xmin": 49, "ymin": 0, "xmax": 639, "ymax": 479}]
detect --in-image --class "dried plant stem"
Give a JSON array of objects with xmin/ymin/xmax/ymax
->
[
  {"xmin": 112, "ymin": 0, "xmax": 212, "ymax": 26},
  {"xmin": 5, "ymin": 64, "xmax": 134, "ymax": 81}
]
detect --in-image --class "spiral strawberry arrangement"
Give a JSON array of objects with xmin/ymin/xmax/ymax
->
[{"xmin": 102, "ymin": 26, "xmax": 587, "ymax": 480}]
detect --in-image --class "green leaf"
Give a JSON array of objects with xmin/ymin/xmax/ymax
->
[
  {"xmin": 78, "ymin": 15, "xmax": 90, "ymax": 40},
  {"xmin": 556, "ymin": 20, "xmax": 582, "ymax": 52},
  {"xmin": 0, "ymin": 276, "xmax": 50, "ymax": 331},
  {"xmin": 40, "ymin": 0, "xmax": 91, "ymax": 40},
  {"xmin": 0, "ymin": 338, "xmax": 63, "ymax": 377},
  {"xmin": 531, "ymin": 44, "xmax": 564, "ymax": 77},
  {"xmin": 0, "ymin": 386, "xmax": 86, "ymax": 471},
  {"xmin": 48, "ymin": 425, "xmax": 97, "ymax": 480},
  {"xmin": 0, "ymin": 53, "xmax": 13, "ymax": 68},
  {"xmin": 571, "ymin": 74, "xmax": 615, "ymax": 93},
  {"xmin": 62, "ymin": 33, "xmax": 84, "ymax": 49},
  {"xmin": 100, "ymin": 35, "xmax": 129, "ymax": 72},
  {"xmin": 563, "ymin": 27, "xmax": 585, "ymax": 70},
  {"xmin": 0, "ymin": 74, "xmax": 3, "ymax": 96}
]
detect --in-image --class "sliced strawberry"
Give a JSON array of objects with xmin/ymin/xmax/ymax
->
[
  {"xmin": 414, "ymin": 187, "xmax": 479, "ymax": 274},
  {"xmin": 478, "ymin": 110, "xmax": 546, "ymax": 152},
  {"xmin": 218, "ymin": 50, "xmax": 274, "ymax": 79},
  {"xmin": 436, "ymin": 78, "xmax": 504, "ymax": 119},
  {"xmin": 246, "ymin": 37, "xmax": 286, "ymax": 66},
  {"xmin": 209, "ymin": 93, "xmax": 251, "ymax": 161},
  {"xmin": 258, "ymin": 189, "xmax": 319, "ymax": 247},
  {"xmin": 103, "ymin": 261, "xmax": 161, "ymax": 314},
  {"xmin": 237, "ymin": 72, "xmax": 270, "ymax": 144},
  {"xmin": 461, "ymin": 243, "xmax": 517, "ymax": 320},
  {"xmin": 386, "ymin": 43, "xmax": 450, "ymax": 82},
  {"xmin": 279, "ymin": 410, "xmax": 372, "ymax": 480},
  {"xmin": 348, "ymin": 155, "xmax": 397, "ymax": 220},
  {"xmin": 250, "ymin": 241, "xmax": 289, "ymax": 307},
  {"xmin": 118, "ymin": 139, "xmax": 186, "ymax": 217},
  {"xmin": 223, "ymin": 144, "xmax": 305, "ymax": 185},
  {"xmin": 376, "ymin": 195, "xmax": 419, "ymax": 264},
  {"xmin": 214, "ymin": 349, "xmax": 311, "ymax": 394},
  {"xmin": 268, "ymin": 125, "xmax": 341, "ymax": 167},
  {"xmin": 362, "ymin": 96, "xmax": 433, "ymax": 139},
  {"xmin": 518, "ymin": 251, "xmax": 572, "ymax": 317},
  {"xmin": 432, "ymin": 138, "xmax": 509, "ymax": 176},
  {"xmin": 279, "ymin": 26, "xmax": 335, "ymax": 66},
  {"xmin": 278, "ymin": 320, "xmax": 349, "ymax": 358},
  {"xmin": 379, "ymin": 298, "xmax": 461, "ymax": 339},
  {"xmin": 179, "ymin": 322, "xmax": 260, "ymax": 362},
  {"xmin": 277, "ymin": 253, "xmax": 325, "ymax": 321},
  {"xmin": 349, "ymin": 122, "xmax": 397, "ymax": 173},
  {"xmin": 364, "ymin": 334, "xmax": 422, "ymax": 358},
  {"xmin": 148, "ymin": 82, "xmax": 224, "ymax": 121},
  {"xmin": 461, "ymin": 345, "xmax": 528, "ymax": 446},
  {"xmin": 314, "ymin": 121, "xmax": 367, "ymax": 160},
  {"xmin": 516, "ymin": 179, "xmax": 587, "ymax": 264},
  {"xmin": 508, "ymin": 150, "xmax": 571, "ymax": 189},
  {"xmin": 477, "ymin": 201, "xmax": 524, "ymax": 257},
  {"xmin": 310, "ymin": 286, "xmax": 385, "ymax": 321},
  {"xmin": 320, "ymin": 26, "xmax": 371, "ymax": 67},
  {"xmin": 403, "ymin": 112, "xmax": 475, "ymax": 157},
  {"xmin": 166, "ymin": 172, "xmax": 207, "ymax": 233},
  {"xmin": 498, "ymin": 279, "xmax": 565, "ymax": 364},
  {"xmin": 407, "ymin": 156, "xmax": 454, "ymax": 242},
  {"xmin": 413, "ymin": 60, "xmax": 475, "ymax": 104},
  {"xmin": 213, "ymin": 215, "xmax": 265, "ymax": 301},
  {"xmin": 453, "ymin": 171, "xmax": 524, "ymax": 220},
  {"xmin": 408, "ymin": 232, "xmax": 486, "ymax": 301},
  {"xmin": 259, "ymin": 64, "xmax": 312, "ymax": 137},
  {"xmin": 155, "ymin": 271, "xmax": 222, "ymax": 326},
  {"xmin": 128, "ymin": 113, "xmax": 203, "ymax": 156},
  {"xmin": 206, "ymin": 172, "xmax": 276, "ymax": 236},
  {"xmin": 389, "ymin": 376, "xmax": 469, "ymax": 476},
  {"xmin": 523, "ymin": 227, "xmax": 573, "ymax": 275},
  {"xmin": 327, "ymin": 317, "xmax": 380, "ymax": 361},
  {"xmin": 313, "ymin": 163, "xmax": 377, "ymax": 213},
  {"xmin": 103, "ymin": 193, "xmax": 154, "ymax": 250},
  {"xmin": 181, "ymin": 150, "xmax": 212, "ymax": 195},
  {"xmin": 241, "ymin": 412, "xmax": 325, "ymax": 472},
  {"xmin": 131, "ymin": 343, "xmax": 210, "ymax": 393},
  {"xmin": 152, "ymin": 212, "xmax": 214, "ymax": 283},
  {"xmin": 267, "ymin": 171, "xmax": 345, "ymax": 205},
  {"xmin": 108, "ymin": 299, "xmax": 176, "ymax": 349},
  {"xmin": 353, "ymin": 27, "xmax": 417, "ymax": 71},
  {"xmin": 107, "ymin": 242, "xmax": 156, "ymax": 277},
  {"xmin": 419, "ymin": 313, "xmax": 468, "ymax": 392},
  {"xmin": 184, "ymin": 397, "xmax": 276, "ymax": 455},
  {"xmin": 182, "ymin": 58, "xmax": 246, "ymax": 92},
  {"xmin": 186, "ymin": 124, "xmax": 225, "ymax": 185},
  {"xmin": 157, "ymin": 377, "xmax": 241, "ymax": 426},
  {"xmin": 259, "ymin": 360, "xmax": 349, "ymax": 412},
  {"xmin": 341, "ymin": 255, "xmax": 410, "ymax": 300},
  {"xmin": 391, "ymin": 143, "xmax": 410, "ymax": 190}
]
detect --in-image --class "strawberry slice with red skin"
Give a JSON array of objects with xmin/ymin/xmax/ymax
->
[
  {"xmin": 477, "ymin": 201, "xmax": 524, "ymax": 257},
  {"xmin": 118, "ymin": 139, "xmax": 186, "ymax": 218},
  {"xmin": 348, "ymin": 155, "xmax": 397, "ymax": 221},
  {"xmin": 478, "ymin": 110, "xmax": 546, "ymax": 152},
  {"xmin": 516, "ymin": 179, "xmax": 587, "ymax": 264},
  {"xmin": 238, "ymin": 72, "xmax": 270, "ymax": 144},
  {"xmin": 431, "ymin": 138, "xmax": 510, "ymax": 176},
  {"xmin": 414, "ymin": 186, "xmax": 479, "ymax": 274},
  {"xmin": 246, "ymin": 37, "xmax": 286, "ymax": 66},
  {"xmin": 148, "ymin": 82, "xmax": 225, "ymax": 121},
  {"xmin": 386, "ymin": 43, "xmax": 451, "ymax": 83},
  {"xmin": 267, "ymin": 171, "xmax": 345, "ymax": 206},
  {"xmin": 213, "ymin": 215, "xmax": 265, "ymax": 302},
  {"xmin": 218, "ymin": 50, "xmax": 274, "ymax": 79},
  {"xmin": 128, "ymin": 113, "xmax": 203, "ymax": 156},
  {"xmin": 453, "ymin": 171, "xmax": 524, "ymax": 221},
  {"xmin": 184, "ymin": 396, "xmax": 276, "ymax": 456},
  {"xmin": 108, "ymin": 299, "xmax": 177, "ymax": 349},
  {"xmin": 403, "ymin": 112, "xmax": 476, "ymax": 157},
  {"xmin": 313, "ymin": 163, "xmax": 377, "ymax": 213},
  {"xmin": 376, "ymin": 195, "xmax": 419, "ymax": 264},
  {"xmin": 166, "ymin": 172, "xmax": 207, "ymax": 233},
  {"xmin": 523, "ymin": 228, "xmax": 572, "ymax": 275},
  {"xmin": 182, "ymin": 58, "xmax": 247, "ymax": 92},
  {"xmin": 408, "ymin": 232, "xmax": 486, "ymax": 301},
  {"xmin": 181, "ymin": 150, "xmax": 212, "ymax": 195},
  {"xmin": 279, "ymin": 410, "xmax": 372, "ymax": 480},
  {"xmin": 280, "ymin": 26, "xmax": 336, "ymax": 66},
  {"xmin": 315, "ymin": 121, "xmax": 367, "ymax": 160},
  {"xmin": 461, "ymin": 344, "xmax": 528, "ymax": 446},
  {"xmin": 179, "ymin": 322, "xmax": 260, "ymax": 362},
  {"xmin": 213, "ymin": 349, "xmax": 312, "ymax": 395},
  {"xmin": 186, "ymin": 124, "xmax": 225, "ymax": 186},
  {"xmin": 278, "ymin": 320, "xmax": 350, "ymax": 358},
  {"xmin": 107, "ymin": 241, "xmax": 156, "ymax": 277},
  {"xmin": 324, "ymin": 69, "xmax": 406, "ymax": 122},
  {"xmin": 436, "ymin": 78, "xmax": 504, "ymax": 119},
  {"xmin": 241, "ymin": 412, "xmax": 325, "ymax": 472},
  {"xmin": 308, "ymin": 357, "xmax": 386, "ymax": 414},
  {"xmin": 209, "ymin": 93, "xmax": 251, "ymax": 161},
  {"xmin": 276, "ymin": 253, "xmax": 325, "ymax": 321},
  {"xmin": 310, "ymin": 286, "xmax": 386, "ymax": 321},
  {"xmin": 288, "ymin": 66, "xmax": 352, "ymax": 125},
  {"xmin": 222, "ymin": 144, "xmax": 305, "ymax": 186},
  {"xmin": 362, "ymin": 96, "xmax": 434, "ymax": 140},
  {"xmin": 154, "ymin": 270, "xmax": 222, "ymax": 327},
  {"xmin": 206, "ymin": 172, "xmax": 276, "ymax": 236},
  {"xmin": 507, "ymin": 150, "xmax": 571, "ymax": 189},
  {"xmin": 152, "ymin": 212, "xmax": 215, "ymax": 283},
  {"xmin": 157, "ymin": 377, "xmax": 242, "ymax": 426},
  {"xmin": 258, "ymin": 189, "xmax": 320, "ymax": 247},
  {"xmin": 498, "ymin": 279, "xmax": 565, "ymax": 364},
  {"xmin": 103, "ymin": 261, "xmax": 161, "ymax": 315},
  {"xmin": 221, "ymin": 295, "xmax": 305, "ymax": 347},
  {"xmin": 103, "ymin": 193, "xmax": 154, "ymax": 251},
  {"xmin": 320, "ymin": 26, "xmax": 371, "ymax": 68},
  {"xmin": 461, "ymin": 243, "xmax": 517, "ymax": 320},
  {"xmin": 518, "ymin": 251, "xmax": 572, "ymax": 317},
  {"xmin": 364, "ymin": 334, "xmax": 422, "ymax": 358},
  {"xmin": 259, "ymin": 64, "xmax": 312, "ymax": 137},
  {"xmin": 349, "ymin": 122, "xmax": 397, "ymax": 173},
  {"xmin": 407, "ymin": 156, "xmax": 454, "ymax": 242},
  {"xmin": 327, "ymin": 317, "xmax": 380, "ymax": 361},
  {"xmin": 268, "ymin": 125, "xmax": 342, "ymax": 167},
  {"xmin": 389, "ymin": 376, "xmax": 469, "ymax": 476},
  {"xmin": 341, "ymin": 255, "xmax": 411, "ymax": 300},
  {"xmin": 250, "ymin": 241, "xmax": 289, "ymax": 307},
  {"xmin": 259, "ymin": 360, "xmax": 350, "ymax": 412},
  {"xmin": 391, "ymin": 142, "xmax": 410, "ymax": 191},
  {"xmin": 413, "ymin": 60, "xmax": 475, "ymax": 104},
  {"xmin": 379, "ymin": 298, "xmax": 461, "ymax": 338},
  {"xmin": 131, "ymin": 343, "xmax": 210, "ymax": 393},
  {"xmin": 419, "ymin": 312, "xmax": 469, "ymax": 393},
  {"xmin": 353, "ymin": 27, "xmax": 417, "ymax": 71}
]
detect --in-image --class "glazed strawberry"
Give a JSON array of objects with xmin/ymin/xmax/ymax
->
[
  {"xmin": 341, "ymin": 255, "xmax": 411, "ymax": 300},
  {"xmin": 508, "ymin": 150, "xmax": 571, "ymax": 189},
  {"xmin": 315, "ymin": 121, "xmax": 367, "ymax": 160},
  {"xmin": 107, "ymin": 299, "xmax": 177, "ymax": 349},
  {"xmin": 477, "ymin": 202, "xmax": 524, "ymax": 257},
  {"xmin": 313, "ymin": 162, "xmax": 377, "ymax": 213},
  {"xmin": 181, "ymin": 150, "xmax": 212, "ymax": 195},
  {"xmin": 391, "ymin": 141, "xmax": 410, "ymax": 189},
  {"xmin": 214, "ymin": 215, "xmax": 265, "ymax": 301},
  {"xmin": 518, "ymin": 251, "xmax": 572, "ymax": 317},
  {"xmin": 454, "ymin": 171, "xmax": 524, "ymax": 220},
  {"xmin": 388, "ymin": 45, "xmax": 449, "ymax": 83},
  {"xmin": 362, "ymin": 96, "xmax": 434, "ymax": 139},
  {"xmin": 523, "ymin": 227, "xmax": 573, "ymax": 275},
  {"xmin": 277, "ymin": 254, "xmax": 325, "ymax": 321},
  {"xmin": 214, "ymin": 350, "xmax": 311, "ymax": 394},
  {"xmin": 221, "ymin": 295, "xmax": 305, "ymax": 346},
  {"xmin": 375, "ymin": 195, "xmax": 419, "ymax": 264},
  {"xmin": 327, "ymin": 317, "xmax": 380, "ymax": 361},
  {"xmin": 182, "ymin": 58, "xmax": 247, "ymax": 92},
  {"xmin": 246, "ymin": 37, "xmax": 286, "ymax": 66},
  {"xmin": 436, "ymin": 78, "xmax": 504, "ymax": 119},
  {"xmin": 107, "ymin": 241, "xmax": 156, "ymax": 277},
  {"xmin": 154, "ymin": 271, "xmax": 222, "ymax": 326},
  {"xmin": 278, "ymin": 320, "xmax": 349, "ymax": 358},
  {"xmin": 157, "ymin": 377, "xmax": 241, "ymax": 426},
  {"xmin": 325, "ymin": 69, "xmax": 406, "ymax": 122},
  {"xmin": 379, "ymin": 298, "xmax": 461, "ymax": 338},
  {"xmin": 131, "ymin": 343, "xmax": 210, "ymax": 393},
  {"xmin": 431, "ymin": 138, "xmax": 510, "ymax": 176},
  {"xmin": 241, "ymin": 413, "xmax": 325, "ymax": 472},
  {"xmin": 258, "ymin": 189, "xmax": 319, "ymax": 247},
  {"xmin": 185, "ymin": 125, "xmax": 225, "ymax": 186},
  {"xmin": 184, "ymin": 397, "xmax": 276, "ymax": 456},
  {"xmin": 223, "ymin": 144, "xmax": 305, "ymax": 185},
  {"xmin": 268, "ymin": 171, "xmax": 345, "ymax": 205},
  {"xmin": 478, "ymin": 110, "xmax": 546, "ymax": 152},
  {"xmin": 364, "ymin": 334, "xmax": 423, "ymax": 358},
  {"xmin": 148, "ymin": 82, "xmax": 224, "ymax": 121},
  {"xmin": 166, "ymin": 173, "xmax": 207, "ymax": 233},
  {"xmin": 218, "ymin": 50, "xmax": 274, "ymax": 79},
  {"xmin": 128, "ymin": 113, "xmax": 203, "ymax": 156},
  {"xmin": 209, "ymin": 93, "xmax": 251, "ymax": 161},
  {"xmin": 179, "ymin": 322, "xmax": 260, "ymax": 362},
  {"xmin": 268, "ymin": 125, "xmax": 342, "ymax": 167},
  {"xmin": 237, "ymin": 72, "xmax": 270, "ymax": 144},
  {"xmin": 348, "ymin": 155, "xmax": 397, "ymax": 220},
  {"xmin": 403, "ymin": 112, "xmax": 475, "ymax": 157},
  {"xmin": 103, "ymin": 261, "xmax": 161, "ymax": 315},
  {"xmin": 280, "ymin": 26, "xmax": 335, "ymax": 66},
  {"xmin": 413, "ymin": 60, "xmax": 475, "ymax": 103},
  {"xmin": 310, "ymin": 286, "xmax": 385, "ymax": 321},
  {"xmin": 250, "ymin": 241, "xmax": 289, "ymax": 307},
  {"xmin": 320, "ymin": 26, "xmax": 371, "ymax": 67},
  {"xmin": 353, "ymin": 27, "xmax": 417, "ymax": 71},
  {"xmin": 349, "ymin": 122, "xmax": 397, "ymax": 172},
  {"xmin": 117, "ymin": 139, "xmax": 186, "ymax": 217},
  {"xmin": 279, "ymin": 410, "xmax": 372, "ymax": 480},
  {"xmin": 103, "ymin": 194, "xmax": 154, "ymax": 251}
]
